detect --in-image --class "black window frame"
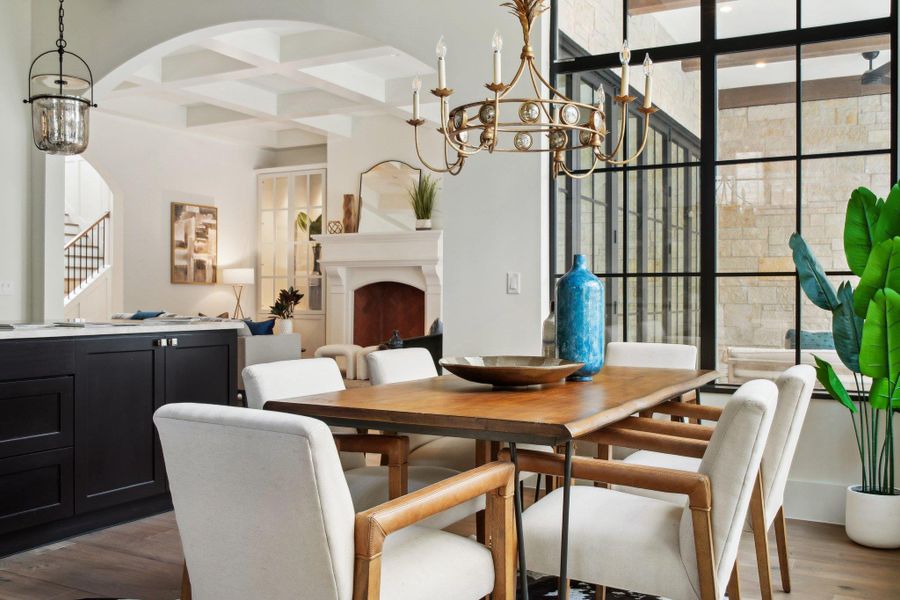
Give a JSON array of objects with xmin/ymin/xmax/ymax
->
[{"xmin": 548, "ymin": 0, "xmax": 899, "ymax": 395}]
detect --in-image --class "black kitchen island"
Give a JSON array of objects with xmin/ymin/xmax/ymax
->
[{"xmin": 0, "ymin": 322, "xmax": 240, "ymax": 556}]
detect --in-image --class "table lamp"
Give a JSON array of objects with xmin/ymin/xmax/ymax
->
[{"xmin": 223, "ymin": 268, "xmax": 255, "ymax": 319}]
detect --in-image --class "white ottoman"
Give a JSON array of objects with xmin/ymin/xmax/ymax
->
[
  {"xmin": 315, "ymin": 344, "xmax": 363, "ymax": 379},
  {"xmin": 355, "ymin": 345, "xmax": 381, "ymax": 381}
]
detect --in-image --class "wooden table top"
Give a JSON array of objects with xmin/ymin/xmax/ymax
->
[{"xmin": 265, "ymin": 366, "xmax": 720, "ymax": 445}]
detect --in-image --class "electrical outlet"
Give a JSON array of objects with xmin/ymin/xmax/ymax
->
[
  {"xmin": 0, "ymin": 281, "xmax": 13, "ymax": 296},
  {"xmin": 506, "ymin": 272, "xmax": 521, "ymax": 295}
]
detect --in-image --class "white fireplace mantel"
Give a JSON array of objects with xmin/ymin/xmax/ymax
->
[{"xmin": 313, "ymin": 231, "xmax": 443, "ymax": 345}]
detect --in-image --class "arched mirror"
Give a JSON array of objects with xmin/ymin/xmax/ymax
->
[{"xmin": 358, "ymin": 160, "xmax": 421, "ymax": 232}]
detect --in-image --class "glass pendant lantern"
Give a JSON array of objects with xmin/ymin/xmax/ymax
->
[{"xmin": 24, "ymin": 0, "xmax": 97, "ymax": 155}]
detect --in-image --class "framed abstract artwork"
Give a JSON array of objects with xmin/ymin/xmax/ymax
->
[{"xmin": 171, "ymin": 202, "xmax": 218, "ymax": 284}]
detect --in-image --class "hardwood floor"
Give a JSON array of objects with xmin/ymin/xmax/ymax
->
[{"xmin": 0, "ymin": 510, "xmax": 897, "ymax": 599}]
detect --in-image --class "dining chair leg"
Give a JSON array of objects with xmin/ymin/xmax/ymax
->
[
  {"xmin": 595, "ymin": 584, "xmax": 606, "ymax": 599},
  {"xmin": 508, "ymin": 443, "xmax": 530, "ymax": 600},
  {"xmin": 476, "ymin": 441, "xmax": 491, "ymax": 544},
  {"xmin": 595, "ymin": 442, "xmax": 610, "ymax": 488},
  {"xmin": 558, "ymin": 441, "xmax": 574, "ymax": 599},
  {"xmin": 749, "ymin": 473, "xmax": 773, "ymax": 600},
  {"xmin": 727, "ymin": 562, "xmax": 741, "ymax": 600},
  {"xmin": 773, "ymin": 505, "xmax": 791, "ymax": 592},
  {"xmin": 533, "ymin": 474, "xmax": 542, "ymax": 502},
  {"xmin": 181, "ymin": 561, "xmax": 192, "ymax": 600}
]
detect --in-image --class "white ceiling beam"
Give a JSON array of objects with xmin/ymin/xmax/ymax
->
[
  {"xmin": 280, "ymin": 30, "xmax": 395, "ymax": 67},
  {"xmin": 277, "ymin": 89, "xmax": 362, "ymax": 118},
  {"xmin": 299, "ymin": 63, "xmax": 386, "ymax": 103},
  {"xmin": 211, "ymin": 29, "xmax": 282, "ymax": 63},
  {"xmin": 293, "ymin": 114, "xmax": 353, "ymax": 138},
  {"xmin": 184, "ymin": 81, "xmax": 279, "ymax": 116},
  {"xmin": 161, "ymin": 49, "xmax": 255, "ymax": 84},
  {"xmin": 185, "ymin": 105, "xmax": 255, "ymax": 128}
]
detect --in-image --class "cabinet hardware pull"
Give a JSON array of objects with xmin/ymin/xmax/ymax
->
[
  {"xmin": 156, "ymin": 338, "xmax": 168, "ymax": 347},
  {"xmin": 170, "ymin": 338, "xmax": 178, "ymax": 347}
]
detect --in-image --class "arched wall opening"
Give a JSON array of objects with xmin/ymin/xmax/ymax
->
[{"xmin": 27, "ymin": 1, "xmax": 548, "ymax": 355}]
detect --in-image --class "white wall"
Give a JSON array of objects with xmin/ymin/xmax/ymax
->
[
  {"xmin": 0, "ymin": 0, "xmax": 32, "ymax": 322},
  {"xmin": 65, "ymin": 156, "xmax": 113, "ymax": 228},
  {"xmin": 84, "ymin": 112, "xmax": 270, "ymax": 318},
  {"xmin": 32, "ymin": 0, "xmax": 550, "ymax": 356}
]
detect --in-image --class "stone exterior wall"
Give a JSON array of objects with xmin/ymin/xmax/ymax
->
[{"xmin": 717, "ymin": 94, "xmax": 891, "ymax": 368}]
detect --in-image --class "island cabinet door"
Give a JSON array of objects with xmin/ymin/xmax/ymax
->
[
  {"xmin": 163, "ymin": 331, "xmax": 236, "ymax": 407},
  {"xmin": 74, "ymin": 335, "xmax": 167, "ymax": 513}
]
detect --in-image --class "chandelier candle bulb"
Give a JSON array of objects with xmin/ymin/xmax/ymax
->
[
  {"xmin": 619, "ymin": 40, "xmax": 631, "ymax": 95},
  {"xmin": 642, "ymin": 54, "xmax": 653, "ymax": 109},
  {"xmin": 492, "ymin": 30, "xmax": 503, "ymax": 85},
  {"xmin": 436, "ymin": 36, "xmax": 447, "ymax": 89},
  {"xmin": 412, "ymin": 77, "xmax": 421, "ymax": 119}
]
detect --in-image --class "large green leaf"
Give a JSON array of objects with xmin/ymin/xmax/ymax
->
[
  {"xmin": 844, "ymin": 187, "xmax": 880, "ymax": 277},
  {"xmin": 790, "ymin": 233, "xmax": 839, "ymax": 311},
  {"xmin": 832, "ymin": 281, "xmax": 863, "ymax": 373},
  {"xmin": 813, "ymin": 355, "xmax": 857, "ymax": 413},
  {"xmin": 859, "ymin": 288, "xmax": 900, "ymax": 381},
  {"xmin": 853, "ymin": 237, "xmax": 900, "ymax": 318},
  {"xmin": 869, "ymin": 377, "xmax": 900, "ymax": 410},
  {"xmin": 873, "ymin": 183, "xmax": 900, "ymax": 244}
]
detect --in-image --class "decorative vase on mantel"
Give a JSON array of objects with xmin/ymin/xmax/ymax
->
[
  {"xmin": 415, "ymin": 218, "xmax": 432, "ymax": 230},
  {"xmin": 556, "ymin": 254, "xmax": 604, "ymax": 381}
]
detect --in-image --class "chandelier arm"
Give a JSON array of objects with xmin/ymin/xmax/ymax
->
[
  {"xmin": 412, "ymin": 126, "xmax": 457, "ymax": 174},
  {"xmin": 594, "ymin": 101, "xmax": 629, "ymax": 162},
  {"xmin": 557, "ymin": 156, "xmax": 601, "ymax": 180},
  {"xmin": 599, "ymin": 115, "xmax": 652, "ymax": 166},
  {"xmin": 502, "ymin": 56, "xmax": 529, "ymax": 97},
  {"xmin": 526, "ymin": 58, "xmax": 555, "ymax": 122},
  {"xmin": 438, "ymin": 101, "xmax": 489, "ymax": 157},
  {"xmin": 530, "ymin": 57, "xmax": 570, "ymax": 103},
  {"xmin": 442, "ymin": 135, "xmax": 466, "ymax": 172}
]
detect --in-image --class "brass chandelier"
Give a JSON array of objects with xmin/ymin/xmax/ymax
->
[{"xmin": 407, "ymin": 0, "xmax": 656, "ymax": 179}]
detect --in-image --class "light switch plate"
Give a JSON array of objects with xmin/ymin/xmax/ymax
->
[
  {"xmin": 506, "ymin": 272, "xmax": 521, "ymax": 295},
  {"xmin": 0, "ymin": 281, "xmax": 13, "ymax": 296}
]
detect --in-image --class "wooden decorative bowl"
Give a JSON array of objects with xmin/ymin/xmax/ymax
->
[{"xmin": 439, "ymin": 356, "xmax": 585, "ymax": 387}]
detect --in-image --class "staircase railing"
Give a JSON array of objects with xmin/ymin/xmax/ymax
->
[{"xmin": 65, "ymin": 211, "xmax": 111, "ymax": 299}]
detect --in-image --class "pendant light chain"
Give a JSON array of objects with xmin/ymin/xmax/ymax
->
[{"xmin": 57, "ymin": 0, "xmax": 66, "ymax": 49}]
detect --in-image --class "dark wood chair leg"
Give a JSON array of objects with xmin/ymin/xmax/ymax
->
[
  {"xmin": 533, "ymin": 474, "xmax": 542, "ymax": 502},
  {"xmin": 774, "ymin": 505, "xmax": 791, "ymax": 592}
]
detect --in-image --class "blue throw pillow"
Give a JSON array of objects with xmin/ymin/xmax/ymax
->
[
  {"xmin": 244, "ymin": 319, "xmax": 276, "ymax": 335},
  {"xmin": 131, "ymin": 310, "xmax": 165, "ymax": 320}
]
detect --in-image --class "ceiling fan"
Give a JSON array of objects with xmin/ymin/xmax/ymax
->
[{"xmin": 861, "ymin": 50, "xmax": 891, "ymax": 86}]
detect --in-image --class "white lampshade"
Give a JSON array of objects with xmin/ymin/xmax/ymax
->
[{"xmin": 223, "ymin": 268, "xmax": 255, "ymax": 285}]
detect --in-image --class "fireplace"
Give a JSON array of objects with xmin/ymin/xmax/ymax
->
[
  {"xmin": 314, "ymin": 231, "xmax": 443, "ymax": 346},
  {"xmin": 353, "ymin": 282, "xmax": 425, "ymax": 347}
]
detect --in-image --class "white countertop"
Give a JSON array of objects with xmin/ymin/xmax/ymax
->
[{"xmin": 0, "ymin": 320, "xmax": 245, "ymax": 340}]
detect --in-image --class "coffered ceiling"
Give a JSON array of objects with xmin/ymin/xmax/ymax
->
[{"xmin": 99, "ymin": 23, "xmax": 433, "ymax": 150}]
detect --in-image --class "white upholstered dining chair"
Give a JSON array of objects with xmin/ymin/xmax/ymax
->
[
  {"xmin": 242, "ymin": 358, "xmax": 482, "ymax": 527},
  {"xmin": 517, "ymin": 379, "xmax": 777, "ymax": 600},
  {"xmin": 154, "ymin": 403, "xmax": 516, "ymax": 600},
  {"xmin": 587, "ymin": 364, "xmax": 816, "ymax": 600}
]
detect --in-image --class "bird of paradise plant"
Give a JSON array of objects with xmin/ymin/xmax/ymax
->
[{"xmin": 790, "ymin": 184, "xmax": 899, "ymax": 495}]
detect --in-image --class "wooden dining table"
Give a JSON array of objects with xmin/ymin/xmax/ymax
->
[{"xmin": 265, "ymin": 365, "xmax": 718, "ymax": 599}]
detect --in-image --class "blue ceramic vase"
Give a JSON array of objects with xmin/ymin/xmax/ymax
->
[{"xmin": 556, "ymin": 254, "xmax": 604, "ymax": 381}]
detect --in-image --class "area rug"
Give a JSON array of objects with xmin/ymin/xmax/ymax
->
[{"xmin": 526, "ymin": 576, "xmax": 665, "ymax": 599}]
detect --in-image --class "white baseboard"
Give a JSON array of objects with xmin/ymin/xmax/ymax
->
[{"xmin": 784, "ymin": 479, "xmax": 848, "ymax": 525}]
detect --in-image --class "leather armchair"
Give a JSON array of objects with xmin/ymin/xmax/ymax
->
[{"xmin": 155, "ymin": 403, "xmax": 516, "ymax": 600}]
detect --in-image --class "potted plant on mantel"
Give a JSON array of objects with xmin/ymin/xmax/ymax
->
[
  {"xmin": 269, "ymin": 286, "xmax": 303, "ymax": 335},
  {"xmin": 790, "ymin": 183, "xmax": 898, "ymax": 548},
  {"xmin": 408, "ymin": 173, "xmax": 438, "ymax": 230}
]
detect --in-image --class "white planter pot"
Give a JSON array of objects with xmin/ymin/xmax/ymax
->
[
  {"xmin": 274, "ymin": 318, "xmax": 294, "ymax": 335},
  {"xmin": 415, "ymin": 218, "xmax": 432, "ymax": 230},
  {"xmin": 845, "ymin": 485, "xmax": 900, "ymax": 549}
]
